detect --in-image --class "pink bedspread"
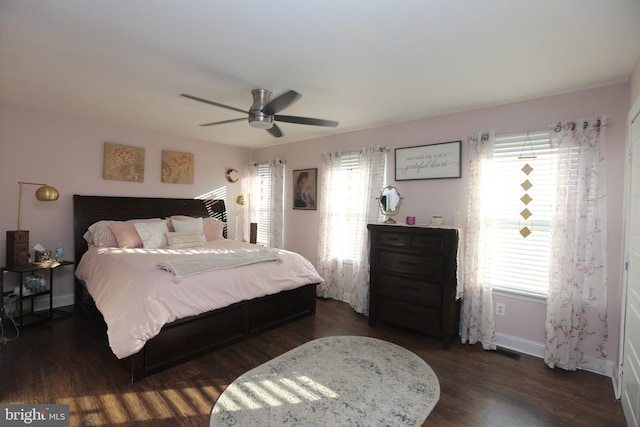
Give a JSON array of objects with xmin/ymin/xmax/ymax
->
[{"xmin": 75, "ymin": 240, "xmax": 324, "ymax": 359}]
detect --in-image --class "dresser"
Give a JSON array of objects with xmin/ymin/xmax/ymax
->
[{"xmin": 367, "ymin": 224, "xmax": 461, "ymax": 347}]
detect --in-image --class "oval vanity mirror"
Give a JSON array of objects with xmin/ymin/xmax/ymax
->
[{"xmin": 378, "ymin": 186, "xmax": 403, "ymax": 224}]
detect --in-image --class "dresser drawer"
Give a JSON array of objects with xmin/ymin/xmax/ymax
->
[
  {"xmin": 377, "ymin": 273, "xmax": 442, "ymax": 306},
  {"xmin": 379, "ymin": 251, "xmax": 443, "ymax": 280},
  {"xmin": 378, "ymin": 231, "xmax": 408, "ymax": 248},
  {"xmin": 377, "ymin": 299, "xmax": 441, "ymax": 336},
  {"xmin": 411, "ymin": 233, "xmax": 445, "ymax": 253}
]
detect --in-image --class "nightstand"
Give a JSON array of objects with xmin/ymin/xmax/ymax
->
[{"xmin": 1, "ymin": 261, "xmax": 74, "ymax": 327}]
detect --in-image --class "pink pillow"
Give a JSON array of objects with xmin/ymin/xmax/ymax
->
[
  {"xmin": 109, "ymin": 219, "xmax": 162, "ymax": 248},
  {"xmin": 203, "ymin": 218, "xmax": 226, "ymax": 241}
]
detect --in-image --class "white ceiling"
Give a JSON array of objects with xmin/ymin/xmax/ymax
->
[{"xmin": 1, "ymin": 1, "xmax": 639, "ymax": 149}]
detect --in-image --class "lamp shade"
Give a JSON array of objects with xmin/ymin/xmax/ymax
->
[
  {"xmin": 35, "ymin": 185, "xmax": 59, "ymax": 201},
  {"xmin": 16, "ymin": 181, "xmax": 60, "ymax": 230}
]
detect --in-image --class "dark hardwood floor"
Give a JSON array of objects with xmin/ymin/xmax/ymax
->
[{"xmin": 0, "ymin": 298, "xmax": 625, "ymax": 426}]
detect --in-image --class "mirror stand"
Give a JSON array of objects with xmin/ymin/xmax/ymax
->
[
  {"xmin": 383, "ymin": 213, "xmax": 398, "ymax": 224},
  {"xmin": 377, "ymin": 186, "xmax": 403, "ymax": 224}
]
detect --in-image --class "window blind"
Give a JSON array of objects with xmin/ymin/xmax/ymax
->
[
  {"xmin": 490, "ymin": 129, "xmax": 552, "ymax": 297},
  {"xmin": 337, "ymin": 152, "xmax": 361, "ymax": 260},
  {"xmin": 255, "ymin": 162, "xmax": 273, "ymax": 247}
]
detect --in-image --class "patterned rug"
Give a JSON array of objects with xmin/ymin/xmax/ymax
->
[{"xmin": 210, "ymin": 336, "xmax": 440, "ymax": 426}]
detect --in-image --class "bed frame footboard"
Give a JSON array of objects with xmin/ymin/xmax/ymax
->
[{"xmin": 125, "ymin": 283, "xmax": 317, "ymax": 381}]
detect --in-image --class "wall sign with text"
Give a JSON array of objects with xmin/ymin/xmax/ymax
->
[{"xmin": 395, "ymin": 140, "xmax": 461, "ymax": 181}]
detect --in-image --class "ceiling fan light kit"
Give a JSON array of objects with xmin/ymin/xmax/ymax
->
[
  {"xmin": 180, "ymin": 89, "xmax": 338, "ymax": 138},
  {"xmin": 248, "ymin": 89, "xmax": 274, "ymax": 129}
]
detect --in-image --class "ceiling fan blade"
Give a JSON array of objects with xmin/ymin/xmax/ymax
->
[
  {"xmin": 263, "ymin": 90, "xmax": 302, "ymax": 115},
  {"xmin": 199, "ymin": 117, "xmax": 246, "ymax": 127},
  {"xmin": 274, "ymin": 115, "xmax": 339, "ymax": 127},
  {"xmin": 181, "ymin": 93, "xmax": 248, "ymax": 115},
  {"xmin": 266, "ymin": 123, "xmax": 283, "ymax": 137}
]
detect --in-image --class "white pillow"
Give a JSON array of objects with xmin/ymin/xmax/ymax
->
[
  {"xmin": 166, "ymin": 231, "xmax": 206, "ymax": 249},
  {"xmin": 172, "ymin": 217, "xmax": 203, "ymax": 233},
  {"xmin": 134, "ymin": 220, "xmax": 169, "ymax": 249}
]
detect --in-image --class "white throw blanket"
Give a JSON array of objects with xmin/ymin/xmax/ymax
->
[{"xmin": 158, "ymin": 250, "xmax": 282, "ymax": 283}]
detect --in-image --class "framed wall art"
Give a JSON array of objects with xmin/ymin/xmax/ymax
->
[
  {"xmin": 103, "ymin": 142, "xmax": 145, "ymax": 182},
  {"xmin": 293, "ymin": 168, "xmax": 317, "ymax": 210},
  {"xmin": 162, "ymin": 150, "xmax": 194, "ymax": 184},
  {"xmin": 395, "ymin": 140, "xmax": 461, "ymax": 181}
]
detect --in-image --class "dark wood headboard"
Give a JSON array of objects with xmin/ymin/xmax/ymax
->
[{"xmin": 73, "ymin": 195, "xmax": 227, "ymax": 267}]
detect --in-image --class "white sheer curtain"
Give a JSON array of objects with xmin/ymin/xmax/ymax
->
[
  {"xmin": 460, "ymin": 131, "xmax": 497, "ymax": 350},
  {"xmin": 243, "ymin": 160, "xmax": 285, "ymax": 248},
  {"xmin": 317, "ymin": 146, "xmax": 386, "ymax": 314},
  {"xmin": 544, "ymin": 117, "xmax": 608, "ymax": 372}
]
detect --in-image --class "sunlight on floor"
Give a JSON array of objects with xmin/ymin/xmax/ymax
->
[
  {"xmin": 60, "ymin": 375, "xmax": 339, "ymax": 425},
  {"xmin": 66, "ymin": 385, "xmax": 219, "ymax": 426},
  {"xmin": 216, "ymin": 375, "xmax": 339, "ymax": 413}
]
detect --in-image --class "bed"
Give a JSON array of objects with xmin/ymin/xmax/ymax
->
[{"xmin": 73, "ymin": 195, "xmax": 322, "ymax": 382}]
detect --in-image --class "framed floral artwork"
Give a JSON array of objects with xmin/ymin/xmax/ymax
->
[
  {"xmin": 293, "ymin": 168, "xmax": 317, "ymax": 210},
  {"xmin": 162, "ymin": 150, "xmax": 194, "ymax": 184},
  {"xmin": 103, "ymin": 142, "xmax": 145, "ymax": 182}
]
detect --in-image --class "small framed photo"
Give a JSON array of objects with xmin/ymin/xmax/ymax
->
[{"xmin": 293, "ymin": 168, "xmax": 317, "ymax": 210}]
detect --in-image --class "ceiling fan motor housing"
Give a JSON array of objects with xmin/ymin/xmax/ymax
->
[{"xmin": 248, "ymin": 89, "xmax": 274, "ymax": 129}]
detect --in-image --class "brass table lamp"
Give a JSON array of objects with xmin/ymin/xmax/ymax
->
[{"xmin": 6, "ymin": 181, "xmax": 59, "ymax": 268}]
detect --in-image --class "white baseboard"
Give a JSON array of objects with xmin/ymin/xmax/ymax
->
[
  {"xmin": 495, "ymin": 332, "xmax": 545, "ymax": 359},
  {"xmin": 495, "ymin": 332, "xmax": 614, "ymax": 379}
]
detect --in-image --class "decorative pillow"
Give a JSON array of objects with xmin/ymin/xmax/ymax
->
[
  {"xmin": 134, "ymin": 220, "xmax": 169, "ymax": 249},
  {"xmin": 85, "ymin": 220, "xmax": 118, "ymax": 248},
  {"xmin": 166, "ymin": 231, "xmax": 206, "ymax": 249},
  {"xmin": 167, "ymin": 215, "xmax": 193, "ymax": 232},
  {"xmin": 203, "ymin": 218, "xmax": 226, "ymax": 241},
  {"xmin": 172, "ymin": 217, "xmax": 203, "ymax": 233},
  {"xmin": 109, "ymin": 219, "xmax": 161, "ymax": 248}
]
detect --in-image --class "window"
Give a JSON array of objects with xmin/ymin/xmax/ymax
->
[
  {"xmin": 330, "ymin": 152, "xmax": 361, "ymax": 260},
  {"xmin": 254, "ymin": 162, "xmax": 276, "ymax": 247},
  {"xmin": 325, "ymin": 151, "xmax": 385, "ymax": 262},
  {"xmin": 489, "ymin": 130, "xmax": 552, "ymax": 297}
]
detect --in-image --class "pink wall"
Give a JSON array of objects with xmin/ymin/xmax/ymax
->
[
  {"xmin": 0, "ymin": 103, "xmax": 251, "ymax": 305},
  {"xmin": 0, "ymin": 81, "xmax": 631, "ymax": 370},
  {"xmin": 253, "ymin": 82, "xmax": 630, "ymax": 367}
]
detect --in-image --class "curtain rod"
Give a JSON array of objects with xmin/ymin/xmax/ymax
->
[
  {"xmin": 321, "ymin": 145, "xmax": 389, "ymax": 157},
  {"xmin": 465, "ymin": 118, "xmax": 612, "ymax": 142}
]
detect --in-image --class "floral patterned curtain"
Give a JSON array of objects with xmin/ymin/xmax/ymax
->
[
  {"xmin": 317, "ymin": 146, "xmax": 386, "ymax": 314},
  {"xmin": 460, "ymin": 131, "xmax": 497, "ymax": 350},
  {"xmin": 544, "ymin": 117, "xmax": 608, "ymax": 372}
]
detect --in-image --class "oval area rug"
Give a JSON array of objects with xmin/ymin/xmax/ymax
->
[{"xmin": 210, "ymin": 336, "xmax": 439, "ymax": 426}]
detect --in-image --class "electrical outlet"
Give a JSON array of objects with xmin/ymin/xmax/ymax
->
[{"xmin": 496, "ymin": 303, "xmax": 506, "ymax": 316}]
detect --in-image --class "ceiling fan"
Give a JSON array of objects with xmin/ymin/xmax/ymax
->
[{"xmin": 180, "ymin": 89, "xmax": 339, "ymax": 138}]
